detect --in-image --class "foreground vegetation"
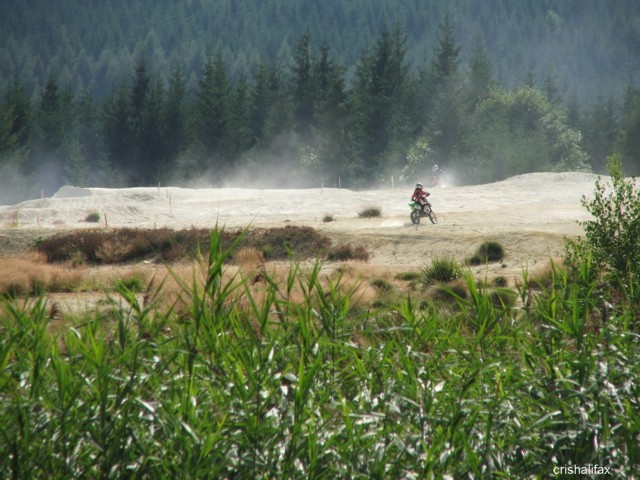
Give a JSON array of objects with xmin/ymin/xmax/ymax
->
[
  {"xmin": 1, "ymin": 232, "xmax": 639, "ymax": 478},
  {"xmin": 1, "ymin": 159, "xmax": 639, "ymax": 477}
]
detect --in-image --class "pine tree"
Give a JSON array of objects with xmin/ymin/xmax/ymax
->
[
  {"xmin": 101, "ymin": 85, "xmax": 133, "ymax": 186},
  {"xmin": 290, "ymin": 31, "xmax": 315, "ymax": 139},
  {"xmin": 311, "ymin": 42, "xmax": 349, "ymax": 186},
  {"xmin": 72, "ymin": 89, "xmax": 100, "ymax": 185},
  {"xmin": 251, "ymin": 58, "xmax": 291, "ymax": 149},
  {"xmin": 617, "ymin": 85, "xmax": 640, "ymax": 174},
  {"xmin": 433, "ymin": 12, "xmax": 461, "ymax": 85},
  {"xmin": 466, "ymin": 38, "xmax": 495, "ymax": 108},
  {"xmin": 164, "ymin": 65, "xmax": 188, "ymax": 176},
  {"xmin": 138, "ymin": 79, "xmax": 167, "ymax": 184},
  {"xmin": 130, "ymin": 57, "xmax": 151, "ymax": 135},
  {"xmin": 314, "ymin": 43, "xmax": 347, "ymax": 124},
  {"xmin": 3, "ymin": 79, "xmax": 32, "ymax": 151},
  {"xmin": 523, "ymin": 63, "xmax": 536, "ymax": 88},
  {"xmin": 348, "ymin": 44, "xmax": 374, "ymax": 181},
  {"xmin": 194, "ymin": 52, "xmax": 231, "ymax": 173},
  {"xmin": 349, "ymin": 22, "xmax": 412, "ymax": 183},
  {"xmin": 0, "ymin": 97, "xmax": 30, "ymax": 204},
  {"xmin": 0, "ymin": 103, "xmax": 18, "ymax": 156},
  {"xmin": 226, "ymin": 74, "xmax": 255, "ymax": 157},
  {"xmin": 542, "ymin": 69, "xmax": 562, "ymax": 106},
  {"xmin": 565, "ymin": 92, "xmax": 581, "ymax": 130},
  {"xmin": 31, "ymin": 74, "xmax": 76, "ymax": 193},
  {"xmin": 582, "ymin": 93, "xmax": 619, "ymax": 173},
  {"xmin": 430, "ymin": 12, "xmax": 464, "ymax": 172},
  {"xmin": 36, "ymin": 74, "xmax": 64, "ymax": 156}
]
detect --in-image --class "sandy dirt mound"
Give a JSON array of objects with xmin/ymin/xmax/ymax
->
[{"xmin": 0, "ymin": 172, "xmax": 600, "ymax": 278}]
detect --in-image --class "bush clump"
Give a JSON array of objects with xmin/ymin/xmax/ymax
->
[
  {"xmin": 36, "ymin": 226, "xmax": 332, "ymax": 265},
  {"xmin": 116, "ymin": 274, "xmax": 146, "ymax": 292},
  {"xmin": 565, "ymin": 154, "xmax": 640, "ymax": 284},
  {"xmin": 467, "ymin": 241, "xmax": 505, "ymax": 265},
  {"xmin": 327, "ymin": 244, "xmax": 370, "ymax": 262},
  {"xmin": 370, "ymin": 278, "xmax": 393, "ymax": 292},
  {"xmin": 358, "ymin": 206, "xmax": 382, "ymax": 218},
  {"xmin": 395, "ymin": 271, "xmax": 421, "ymax": 282},
  {"xmin": 84, "ymin": 212, "xmax": 101, "ymax": 223},
  {"xmin": 489, "ymin": 288, "xmax": 518, "ymax": 308},
  {"xmin": 421, "ymin": 256, "xmax": 462, "ymax": 285},
  {"xmin": 431, "ymin": 279, "xmax": 468, "ymax": 301},
  {"xmin": 492, "ymin": 275, "xmax": 508, "ymax": 287},
  {"xmin": 0, "ymin": 257, "xmax": 83, "ymax": 296}
]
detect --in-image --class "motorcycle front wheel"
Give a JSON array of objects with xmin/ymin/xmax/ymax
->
[
  {"xmin": 428, "ymin": 209, "xmax": 438, "ymax": 224},
  {"xmin": 410, "ymin": 210, "xmax": 421, "ymax": 224}
]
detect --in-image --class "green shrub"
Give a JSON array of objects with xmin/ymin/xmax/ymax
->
[
  {"xmin": 467, "ymin": 241, "xmax": 505, "ymax": 265},
  {"xmin": 84, "ymin": 212, "xmax": 101, "ymax": 223},
  {"xmin": 358, "ymin": 206, "xmax": 382, "ymax": 218},
  {"xmin": 493, "ymin": 276, "xmax": 508, "ymax": 287},
  {"xmin": 370, "ymin": 278, "xmax": 393, "ymax": 292},
  {"xmin": 323, "ymin": 214, "xmax": 334, "ymax": 222},
  {"xmin": 565, "ymin": 154, "xmax": 640, "ymax": 283},
  {"xmin": 395, "ymin": 271, "xmax": 421, "ymax": 282},
  {"xmin": 481, "ymin": 241, "xmax": 504, "ymax": 261},
  {"xmin": 421, "ymin": 256, "xmax": 462, "ymax": 285},
  {"xmin": 489, "ymin": 288, "xmax": 517, "ymax": 308},
  {"xmin": 261, "ymin": 244, "xmax": 273, "ymax": 259},
  {"xmin": 431, "ymin": 280, "xmax": 468, "ymax": 301},
  {"xmin": 116, "ymin": 275, "xmax": 145, "ymax": 292}
]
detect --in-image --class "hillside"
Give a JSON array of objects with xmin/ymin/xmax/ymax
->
[{"xmin": 2, "ymin": 0, "xmax": 639, "ymax": 102}]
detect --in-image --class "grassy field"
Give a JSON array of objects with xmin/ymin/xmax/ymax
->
[{"xmin": 1, "ymin": 226, "xmax": 639, "ymax": 478}]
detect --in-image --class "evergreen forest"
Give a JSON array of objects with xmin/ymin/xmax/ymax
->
[{"xmin": 1, "ymin": 0, "xmax": 640, "ymax": 203}]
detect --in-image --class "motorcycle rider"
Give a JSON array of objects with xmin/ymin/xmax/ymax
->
[{"xmin": 411, "ymin": 182, "xmax": 431, "ymax": 212}]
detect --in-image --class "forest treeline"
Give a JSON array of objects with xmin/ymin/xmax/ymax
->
[
  {"xmin": 3, "ymin": 0, "xmax": 639, "ymax": 103},
  {"xmin": 1, "ymin": 17, "xmax": 639, "ymax": 203}
]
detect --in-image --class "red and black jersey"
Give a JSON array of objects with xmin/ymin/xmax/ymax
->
[{"xmin": 412, "ymin": 188, "xmax": 426, "ymax": 202}]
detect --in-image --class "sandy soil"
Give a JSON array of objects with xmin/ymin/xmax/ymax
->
[{"xmin": 0, "ymin": 172, "xmax": 599, "ymax": 284}]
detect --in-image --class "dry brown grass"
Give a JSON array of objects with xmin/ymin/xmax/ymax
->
[
  {"xmin": 158, "ymin": 260, "xmax": 385, "ymax": 320},
  {"xmin": 325, "ymin": 263, "xmax": 404, "ymax": 308},
  {"xmin": 2, "ymin": 228, "xmax": 399, "ymax": 317},
  {"xmin": 524, "ymin": 258, "xmax": 564, "ymax": 289},
  {"xmin": 235, "ymin": 246, "xmax": 265, "ymax": 279},
  {"xmin": 327, "ymin": 243, "xmax": 370, "ymax": 262},
  {"xmin": 2, "ymin": 211, "xmax": 19, "ymax": 228},
  {"xmin": 0, "ymin": 254, "xmax": 433, "ymax": 324},
  {"xmin": 0, "ymin": 256, "xmax": 84, "ymax": 296}
]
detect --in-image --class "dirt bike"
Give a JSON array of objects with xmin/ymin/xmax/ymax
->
[{"xmin": 409, "ymin": 201, "xmax": 438, "ymax": 225}]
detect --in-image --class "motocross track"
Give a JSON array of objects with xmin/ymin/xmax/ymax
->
[{"xmin": 0, "ymin": 172, "xmax": 598, "ymax": 284}]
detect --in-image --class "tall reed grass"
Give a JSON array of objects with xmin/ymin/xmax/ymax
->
[{"xmin": 1, "ymin": 229, "xmax": 638, "ymax": 478}]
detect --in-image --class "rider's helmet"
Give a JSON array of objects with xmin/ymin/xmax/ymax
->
[{"xmin": 415, "ymin": 182, "xmax": 423, "ymax": 189}]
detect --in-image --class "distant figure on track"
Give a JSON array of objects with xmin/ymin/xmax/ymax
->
[{"xmin": 432, "ymin": 164, "xmax": 442, "ymax": 187}]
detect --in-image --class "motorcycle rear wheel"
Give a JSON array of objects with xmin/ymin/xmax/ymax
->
[{"xmin": 410, "ymin": 210, "xmax": 421, "ymax": 224}]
